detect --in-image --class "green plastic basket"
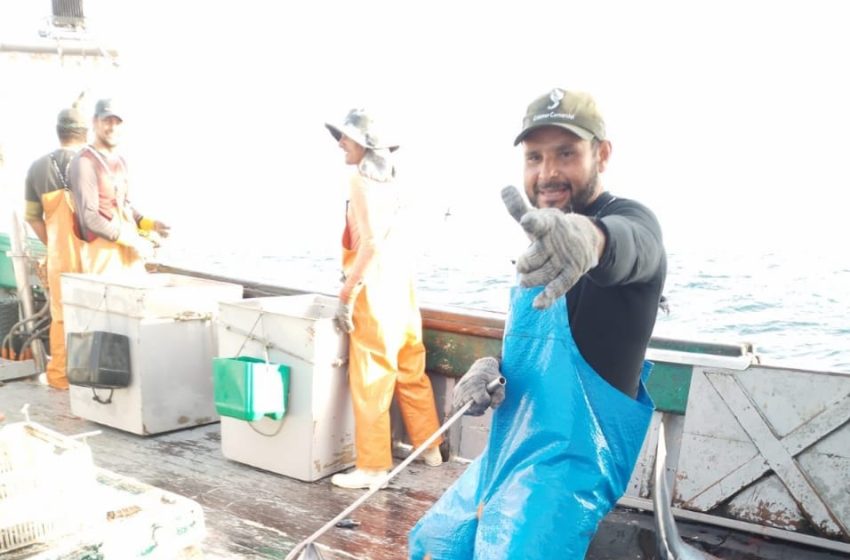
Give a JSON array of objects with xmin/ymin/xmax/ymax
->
[{"xmin": 212, "ymin": 356, "xmax": 290, "ymax": 422}]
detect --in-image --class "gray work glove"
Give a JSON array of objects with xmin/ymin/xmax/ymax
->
[
  {"xmin": 452, "ymin": 357, "xmax": 506, "ymax": 416},
  {"xmin": 501, "ymin": 185, "xmax": 601, "ymax": 310},
  {"xmin": 334, "ymin": 300, "xmax": 354, "ymax": 333},
  {"xmin": 334, "ymin": 282, "xmax": 362, "ymax": 334}
]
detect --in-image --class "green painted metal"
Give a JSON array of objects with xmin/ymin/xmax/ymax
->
[
  {"xmin": 423, "ymin": 328, "xmax": 695, "ymax": 415},
  {"xmin": 0, "ymin": 232, "xmax": 46, "ymax": 289},
  {"xmin": 423, "ymin": 331, "xmax": 501, "ymax": 378},
  {"xmin": 0, "ymin": 233, "xmax": 15, "ymax": 289},
  {"xmin": 645, "ymin": 361, "xmax": 693, "ymax": 415}
]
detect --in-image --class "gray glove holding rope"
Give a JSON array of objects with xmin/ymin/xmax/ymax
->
[
  {"xmin": 501, "ymin": 185, "xmax": 603, "ymax": 310},
  {"xmin": 452, "ymin": 357, "xmax": 506, "ymax": 416}
]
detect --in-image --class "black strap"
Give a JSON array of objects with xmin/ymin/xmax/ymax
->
[{"xmin": 48, "ymin": 152, "xmax": 72, "ymax": 190}]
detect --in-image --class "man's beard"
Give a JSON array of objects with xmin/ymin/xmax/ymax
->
[
  {"xmin": 534, "ymin": 167, "xmax": 600, "ymax": 213},
  {"xmin": 98, "ymin": 134, "xmax": 118, "ymax": 149}
]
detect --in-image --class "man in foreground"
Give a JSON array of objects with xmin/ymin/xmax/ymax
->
[{"xmin": 409, "ymin": 88, "xmax": 667, "ymax": 559}]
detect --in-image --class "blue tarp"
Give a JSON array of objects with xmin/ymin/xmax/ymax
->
[{"xmin": 409, "ymin": 286, "xmax": 655, "ymax": 559}]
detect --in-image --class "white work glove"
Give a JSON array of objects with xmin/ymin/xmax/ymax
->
[
  {"xmin": 501, "ymin": 185, "xmax": 601, "ymax": 310},
  {"xmin": 131, "ymin": 237, "xmax": 155, "ymax": 259},
  {"xmin": 117, "ymin": 222, "xmax": 155, "ymax": 259},
  {"xmin": 452, "ymin": 357, "xmax": 506, "ymax": 416},
  {"xmin": 334, "ymin": 300, "xmax": 354, "ymax": 333}
]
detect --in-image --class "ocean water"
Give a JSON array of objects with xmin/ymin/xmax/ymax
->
[{"xmin": 161, "ymin": 242, "xmax": 850, "ymax": 375}]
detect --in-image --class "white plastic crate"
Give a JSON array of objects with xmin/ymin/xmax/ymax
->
[
  {"xmin": 216, "ymin": 294, "xmax": 355, "ymax": 482},
  {"xmin": 0, "ymin": 422, "xmax": 99, "ymax": 553},
  {"xmin": 62, "ymin": 272, "xmax": 243, "ymax": 435}
]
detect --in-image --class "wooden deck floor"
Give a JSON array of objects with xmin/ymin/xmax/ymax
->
[{"xmin": 2, "ymin": 379, "xmax": 847, "ymax": 560}]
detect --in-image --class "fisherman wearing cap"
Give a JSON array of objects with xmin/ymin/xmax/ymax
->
[
  {"xmin": 324, "ymin": 108, "xmax": 443, "ymax": 490},
  {"xmin": 23, "ymin": 101, "xmax": 90, "ymax": 390},
  {"xmin": 69, "ymin": 98, "xmax": 169, "ymax": 274},
  {"xmin": 410, "ymin": 89, "xmax": 666, "ymax": 558}
]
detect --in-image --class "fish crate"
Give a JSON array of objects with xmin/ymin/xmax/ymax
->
[
  {"xmin": 61, "ymin": 272, "xmax": 243, "ymax": 435},
  {"xmin": 216, "ymin": 294, "xmax": 354, "ymax": 482},
  {"xmin": 0, "ymin": 422, "xmax": 99, "ymax": 554}
]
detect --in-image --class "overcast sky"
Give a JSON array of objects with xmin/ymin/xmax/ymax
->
[{"xmin": 2, "ymin": 1, "xmax": 848, "ymax": 258}]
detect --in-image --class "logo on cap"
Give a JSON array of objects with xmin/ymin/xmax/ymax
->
[{"xmin": 546, "ymin": 88, "xmax": 565, "ymax": 110}]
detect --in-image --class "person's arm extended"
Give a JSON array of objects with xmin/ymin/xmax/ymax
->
[
  {"xmin": 70, "ymin": 155, "xmax": 121, "ymax": 241},
  {"xmin": 590, "ymin": 203, "xmax": 664, "ymax": 286}
]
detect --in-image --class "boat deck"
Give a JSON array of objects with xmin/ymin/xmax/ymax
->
[{"xmin": 1, "ymin": 379, "xmax": 846, "ymax": 560}]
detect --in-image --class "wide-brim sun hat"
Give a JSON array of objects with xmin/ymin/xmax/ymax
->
[{"xmin": 325, "ymin": 108, "xmax": 399, "ymax": 152}]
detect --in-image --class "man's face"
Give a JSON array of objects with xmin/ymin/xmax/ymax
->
[
  {"xmin": 93, "ymin": 115, "xmax": 123, "ymax": 149},
  {"xmin": 522, "ymin": 126, "xmax": 609, "ymax": 213},
  {"xmin": 338, "ymin": 133, "xmax": 366, "ymax": 166}
]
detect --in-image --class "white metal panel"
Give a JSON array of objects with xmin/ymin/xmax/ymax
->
[
  {"xmin": 674, "ymin": 365, "xmax": 850, "ymax": 540},
  {"xmin": 0, "ymin": 358, "xmax": 35, "ymax": 382},
  {"xmin": 735, "ymin": 368, "xmax": 850, "ymax": 438}
]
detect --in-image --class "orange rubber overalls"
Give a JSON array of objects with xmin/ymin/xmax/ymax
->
[
  {"xmin": 41, "ymin": 188, "xmax": 83, "ymax": 389},
  {"xmin": 342, "ymin": 174, "xmax": 442, "ymax": 471},
  {"xmin": 78, "ymin": 234, "xmax": 143, "ymax": 275}
]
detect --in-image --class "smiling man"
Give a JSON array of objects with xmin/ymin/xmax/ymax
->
[
  {"xmin": 506, "ymin": 88, "xmax": 668, "ymax": 397},
  {"xmin": 69, "ymin": 98, "xmax": 169, "ymax": 274},
  {"xmin": 409, "ymin": 88, "xmax": 667, "ymax": 559}
]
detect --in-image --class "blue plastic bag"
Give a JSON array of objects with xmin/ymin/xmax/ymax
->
[{"xmin": 409, "ymin": 286, "xmax": 654, "ymax": 559}]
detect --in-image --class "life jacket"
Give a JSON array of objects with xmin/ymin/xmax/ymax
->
[{"xmin": 74, "ymin": 146, "xmax": 130, "ymax": 242}]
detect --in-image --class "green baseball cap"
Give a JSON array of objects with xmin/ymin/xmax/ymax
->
[
  {"xmin": 325, "ymin": 108, "xmax": 399, "ymax": 152},
  {"xmin": 514, "ymin": 88, "xmax": 606, "ymax": 145},
  {"xmin": 57, "ymin": 107, "xmax": 87, "ymax": 131}
]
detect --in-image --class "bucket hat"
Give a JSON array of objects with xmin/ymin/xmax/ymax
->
[{"xmin": 325, "ymin": 108, "xmax": 399, "ymax": 152}]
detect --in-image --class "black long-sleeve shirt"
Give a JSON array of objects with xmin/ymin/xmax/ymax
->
[{"xmin": 568, "ymin": 191, "xmax": 667, "ymax": 398}]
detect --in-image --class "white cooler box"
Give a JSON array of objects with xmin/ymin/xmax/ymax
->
[
  {"xmin": 216, "ymin": 294, "xmax": 354, "ymax": 482},
  {"xmin": 61, "ymin": 272, "xmax": 243, "ymax": 435}
]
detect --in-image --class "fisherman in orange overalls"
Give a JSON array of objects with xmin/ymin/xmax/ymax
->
[
  {"xmin": 325, "ymin": 108, "xmax": 443, "ymax": 489},
  {"xmin": 69, "ymin": 98, "xmax": 169, "ymax": 276},
  {"xmin": 23, "ymin": 102, "xmax": 89, "ymax": 390}
]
